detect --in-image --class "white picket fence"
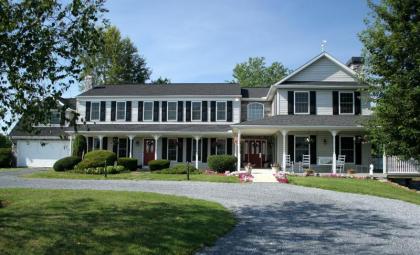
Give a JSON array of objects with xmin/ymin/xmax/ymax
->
[{"xmin": 386, "ymin": 156, "xmax": 420, "ymax": 174}]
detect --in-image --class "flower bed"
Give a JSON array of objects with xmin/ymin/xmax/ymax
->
[
  {"xmin": 274, "ymin": 172, "xmax": 289, "ymax": 183},
  {"xmin": 238, "ymin": 173, "xmax": 253, "ymax": 183}
]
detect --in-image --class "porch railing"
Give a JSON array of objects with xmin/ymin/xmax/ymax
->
[{"xmin": 386, "ymin": 156, "xmax": 420, "ymax": 174}]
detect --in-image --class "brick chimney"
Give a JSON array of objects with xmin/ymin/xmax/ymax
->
[
  {"xmin": 84, "ymin": 75, "xmax": 93, "ymax": 91},
  {"xmin": 346, "ymin": 57, "xmax": 363, "ymax": 72}
]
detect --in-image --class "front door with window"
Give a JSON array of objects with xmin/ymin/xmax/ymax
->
[
  {"xmin": 143, "ymin": 139, "xmax": 155, "ymax": 165},
  {"xmin": 245, "ymin": 139, "xmax": 266, "ymax": 168},
  {"xmin": 295, "ymin": 136, "xmax": 309, "ymax": 163}
]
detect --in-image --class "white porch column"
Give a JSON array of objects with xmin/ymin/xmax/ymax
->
[
  {"xmin": 153, "ymin": 135, "xmax": 159, "ymax": 160},
  {"xmin": 90, "ymin": 136, "xmax": 95, "ymax": 151},
  {"xmin": 194, "ymin": 136, "xmax": 200, "ymax": 169},
  {"xmin": 382, "ymin": 145, "xmax": 387, "ymax": 174},
  {"xmin": 237, "ymin": 130, "xmax": 241, "ymax": 171},
  {"xmin": 331, "ymin": 130, "xmax": 337, "ymax": 174},
  {"xmin": 128, "ymin": 136, "xmax": 134, "ymax": 158},
  {"xmin": 98, "ymin": 135, "xmax": 104, "ymax": 150},
  {"xmin": 281, "ymin": 130, "xmax": 288, "ymax": 172},
  {"xmin": 69, "ymin": 135, "xmax": 73, "ymax": 156}
]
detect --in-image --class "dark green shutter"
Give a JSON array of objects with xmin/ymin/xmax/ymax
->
[
  {"xmin": 85, "ymin": 101, "xmax": 91, "ymax": 121},
  {"xmin": 288, "ymin": 135, "xmax": 294, "ymax": 162},
  {"xmin": 111, "ymin": 101, "xmax": 116, "ymax": 121},
  {"xmin": 210, "ymin": 138, "xmax": 216, "ymax": 155},
  {"xmin": 126, "ymin": 101, "xmax": 131, "ymax": 121},
  {"xmin": 138, "ymin": 101, "xmax": 143, "ymax": 121},
  {"xmin": 112, "ymin": 137, "xmax": 118, "ymax": 154},
  {"xmin": 162, "ymin": 101, "xmax": 167, "ymax": 122},
  {"xmin": 355, "ymin": 137, "xmax": 362, "ymax": 165},
  {"xmin": 202, "ymin": 138, "xmax": 208, "ymax": 162},
  {"xmin": 202, "ymin": 101, "xmax": 208, "ymax": 122},
  {"xmin": 335, "ymin": 135, "xmax": 340, "ymax": 156},
  {"xmin": 186, "ymin": 101, "xmax": 191, "ymax": 122},
  {"xmin": 354, "ymin": 91, "xmax": 361, "ymax": 115},
  {"xmin": 88, "ymin": 137, "xmax": 93, "ymax": 151},
  {"xmin": 177, "ymin": 138, "xmax": 183, "ymax": 162},
  {"xmin": 310, "ymin": 135, "xmax": 316, "ymax": 164},
  {"xmin": 177, "ymin": 101, "xmax": 183, "ymax": 122},
  {"xmin": 333, "ymin": 91, "xmax": 339, "ymax": 115},
  {"xmin": 210, "ymin": 101, "xmax": 216, "ymax": 121},
  {"xmin": 153, "ymin": 101, "xmax": 159, "ymax": 122},
  {"xmin": 161, "ymin": 138, "xmax": 167, "ymax": 159},
  {"xmin": 227, "ymin": 101, "xmax": 233, "ymax": 122},
  {"xmin": 186, "ymin": 138, "xmax": 192, "ymax": 162},
  {"xmin": 227, "ymin": 138, "xmax": 233, "ymax": 155},
  {"xmin": 288, "ymin": 91, "xmax": 294, "ymax": 115},
  {"xmin": 310, "ymin": 91, "xmax": 316, "ymax": 115},
  {"xmin": 103, "ymin": 137, "xmax": 108, "ymax": 150},
  {"xmin": 100, "ymin": 101, "xmax": 106, "ymax": 121}
]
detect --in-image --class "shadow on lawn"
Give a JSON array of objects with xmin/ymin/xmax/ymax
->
[
  {"xmin": 0, "ymin": 195, "xmax": 234, "ymax": 255},
  {"xmin": 201, "ymin": 201, "xmax": 415, "ymax": 255}
]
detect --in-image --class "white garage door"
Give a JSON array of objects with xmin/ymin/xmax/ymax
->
[{"xmin": 17, "ymin": 140, "xmax": 70, "ymax": 167}]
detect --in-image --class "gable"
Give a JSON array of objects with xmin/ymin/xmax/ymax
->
[{"xmin": 288, "ymin": 56, "xmax": 356, "ymax": 82}]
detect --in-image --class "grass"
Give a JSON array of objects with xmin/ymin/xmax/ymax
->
[
  {"xmin": 288, "ymin": 176, "xmax": 420, "ymax": 205},
  {"xmin": 0, "ymin": 167, "xmax": 26, "ymax": 172},
  {"xmin": 0, "ymin": 188, "xmax": 235, "ymax": 255},
  {"xmin": 25, "ymin": 169, "xmax": 240, "ymax": 183}
]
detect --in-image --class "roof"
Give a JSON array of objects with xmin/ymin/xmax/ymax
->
[
  {"xmin": 346, "ymin": 56, "xmax": 363, "ymax": 66},
  {"xmin": 60, "ymin": 97, "xmax": 76, "ymax": 110},
  {"xmin": 241, "ymin": 88, "xmax": 270, "ymax": 98},
  {"xmin": 69, "ymin": 124, "xmax": 232, "ymax": 133},
  {"xmin": 78, "ymin": 83, "xmax": 242, "ymax": 97},
  {"xmin": 281, "ymin": 81, "xmax": 364, "ymax": 86},
  {"xmin": 234, "ymin": 115, "xmax": 372, "ymax": 127},
  {"xmin": 9, "ymin": 125, "xmax": 67, "ymax": 138}
]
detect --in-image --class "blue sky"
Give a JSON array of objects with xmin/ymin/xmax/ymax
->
[{"xmin": 63, "ymin": 0, "xmax": 370, "ymax": 97}]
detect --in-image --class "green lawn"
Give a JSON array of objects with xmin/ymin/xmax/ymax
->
[
  {"xmin": 0, "ymin": 167, "xmax": 26, "ymax": 172},
  {"xmin": 0, "ymin": 188, "xmax": 235, "ymax": 255},
  {"xmin": 25, "ymin": 169, "xmax": 240, "ymax": 183},
  {"xmin": 288, "ymin": 176, "xmax": 420, "ymax": 205}
]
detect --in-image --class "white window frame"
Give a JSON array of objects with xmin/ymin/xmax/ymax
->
[
  {"xmin": 143, "ymin": 101, "xmax": 154, "ymax": 122},
  {"xmin": 247, "ymin": 102, "xmax": 265, "ymax": 121},
  {"xmin": 116, "ymin": 101, "xmax": 126, "ymax": 121},
  {"xmin": 294, "ymin": 135, "xmax": 310, "ymax": 163},
  {"xmin": 191, "ymin": 101, "xmax": 202, "ymax": 121},
  {"xmin": 167, "ymin": 101, "xmax": 178, "ymax": 122},
  {"xmin": 167, "ymin": 138, "xmax": 178, "ymax": 161},
  {"xmin": 216, "ymin": 101, "xmax": 227, "ymax": 121},
  {"xmin": 339, "ymin": 136, "xmax": 355, "ymax": 163},
  {"xmin": 294, "ymin": 91, "xmax": 310, "ymax": 115},
  {"xmin": 339, "ymin": 91, "xmax": 355, "ymax": 115},
  {"xmin": 216, "ymin": 138, "xmax": 226, "ymax": 155},
  {"xmin": 90, "ymin": 102, "xmax": 100, "ymax": 121}
]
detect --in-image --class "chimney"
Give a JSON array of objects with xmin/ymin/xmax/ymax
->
[
  {"xmin": 346, "ymin": 57, "xmax": 363, "ymax": 72},
  {"xmin": 84, "ymin": 75, "xmax": 93, "ymax": 91}
]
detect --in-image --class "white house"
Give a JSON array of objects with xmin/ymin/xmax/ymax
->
[{"xmin": 10, "ymin": 52, "xmax": 373, "ymax": 173}]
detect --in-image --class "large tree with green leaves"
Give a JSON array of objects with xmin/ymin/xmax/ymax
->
[
  {"xmin": 231, "ymin": 57, "xmax": 289, "ymax": 87},
  {"xmin": 0, "ymin": 0, "xmax": 107, "ymax": 132},
  {"xmin": 360, "ymin": 0, "xmax": 420, "ymax": 160},
  {"xmin": 80, "ymin": 26, "xmax": 151, "ymax": 88}
]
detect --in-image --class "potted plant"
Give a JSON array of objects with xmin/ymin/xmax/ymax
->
[
  {"xmin": 271, "ymin": 163, "xmax": 280, "ymax": 174},
  {"xmin": 244, "ymin": 163, "xmax": 252, "ymax": 174},
  {"xmin": 347, "ymin": 168, "xmax": 357, "ymax": 175},
  {"xmin": 304, "ymin": 168, "xmax": 315, "ymax": 176}
]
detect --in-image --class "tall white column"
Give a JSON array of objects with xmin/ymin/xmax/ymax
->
[
  {"xmin": 90, "ymin": 137, "xmax": 95, "ymax": 151},
  {"xmin": 98, "ymin": 135, "xmax": 103, "ymax": 150},
  {"xmin": 194, "ymin": 137, "xmax": 200, "ymax": 169},
  {"xmin": 129, "ymin": 136, "xmax": 134, "ymax": 158},
  {"xmin": 282, "ymin": 130, "xmax": 288, "ymax": 172},
  {"xmin": 153, "ymin": 135, "xmax": 159, "ymax": 160},
  {"xmin": 237, "ymin": 131, "xmax": 241, "ymax": 171},
  {"xmin": 331, "ymin": 130, "xmax": 337, "ymax": 174},
  {"xmin": 382, "ymin": 145, "xmax": 387, "ymax": 174},
  {"xmin": 69, "ymin": 135, "xmax": 73, "ymax": 156}
]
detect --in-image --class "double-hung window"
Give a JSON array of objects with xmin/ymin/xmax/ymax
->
[
  {"xmin": 339, "ymin": 92, "xmax": 354, "ymax": 114},
  {"xmin": 247, "ymin": 103, "xmax": 264, "ymax": 121},
  {"xmin": 91, "ymin": 102, "xmax": 100, "ymax": 121},
  {"xmin": 167, "ymin": 138, "xmax": 177, "ymax": 161},
  {"xmin": 216, "ymin": 139, "xmax": 226, "ymax": 155},
  {"xmin": 167, "ymin": 102, "xmax": 177, "ymax": 121},
  {"xmin": 216, "ymin": 101, "xmax": 226, "ymax": 121},
  {"xmin": 116, "ymin": 102, "xmax": 126, "ymax": 120},
  {"xmin": 294, "ymin": 92, "xmax": 309, "ymax": 114},
  {"xmin": 191, "ymin": 102, "xmax": 201, "ymax": 121},
  {"xmin": 143, "ymin": 102, "xmax": 153, "ymax": 121},
  {"xmin": 340, "ymin": 137, "xmax": 354, "ymax": 163},
  {"xmin": 50, "ymin": 111, "xmax": 61, "ymax": 125}
]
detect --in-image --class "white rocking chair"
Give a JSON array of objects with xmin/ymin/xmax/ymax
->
[
  {"xmin": 336, "ymin": 155, "xmax": 346, "ymax": 173},
  {"xmin": 285, "ymin": 155, "xmax": 294, "ymax": 172},
  {"xmin": 299, "ymin": 155, "xmax": 311, "ymax": 172}
]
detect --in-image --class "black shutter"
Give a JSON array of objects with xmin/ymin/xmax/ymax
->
[
  {"xmin": 60, "ymin": 110, "xmax": 65, "ymax": 126},
  {"xmin": 126, "ymin": 101, "xmax": 131, "ymax": 121},
  {"xmin": 335, "ymin": 135, "xmax": 340, "ymax": 156},
  {"xmin": 202, "ymin": 101, "xmax": 208, "ymax": 122},
  {"xmin": 138, "ymin": 101, "xmax": 143, "ymax": 121},
  {"xmin": 333, "ymin": 91, "xmax": 339, "ymax": 115},
  {"xmin": 177, "ymin": 138, "xmax": 183, "ymax": 162},
  {"xmin": 210, "ymin": 138, "xmax": 216, "ymax": 155},
  {"xmin": 354, "ymin": 91, "xmax": 361, "ymax": 115},
  {"xmin": 210, "ymin": 101, "xmax": 216, "ymax": 122},
  {"xmin": 161, "ymin": 138, "xmax": 167, "ymax": 159},
  {"xmin": 85, "ymin": 101, "xmax": 91, "ymax": 121},
  {"xmin": 88, "ymin": 137, "xmax": 93, "ymax": 151},
  {"xmin": 227, "ymin": 101, "xmax": 233, "ymax": 122},
  {"xmin": 355, "ymin": 137, "xmax": 362, "ymax": 165},
  {"xmin": 202, "ymin": 138, "xmax": 208, "ymax": 162},
  {"xmin": 310, "ymin": 91, "xmax": 316, "ymax": 115},
  {"xmin": 100, "ymin": 101, "xmax": 106, "ymax": 121},
  {"xmin": 186, "ymin": 138, "xmax": 192, "ymax": 162},
  {"xmin": 162, "ymin": 101, "xmax": 167, "ymax": 122},
  {"xmin": 153, "ymin": 101, "xmax": 159, "ymax": 122},
  {"xmin": 288, "ymin": 135, "xmax": 294, "ymax": 162},
  {"xmin": 227, "ymin": 138, "xmax": 233, "ymax": 155},
  {"xmin": 103, "ymin": 137, "xmax": 108, "ymax": 150},
  {"xmin": 127, "ymin": 138, "xmax": 130, "ymax": 157},
  {"xmin": 288, "ymin": 91, "xmax": 294, "ymax": 115},
  {"xmin": 112, "ymin": 137, "xmax": 118, "ymax": 154},
  {"xmin": 111, "ymin": 101, "xmax": 116, "ymax": 121},
  {"xmin": 186, "ymin": 101, "xmax": 191, "ymax": 122},
  {"xmin": 177, "ymin": 101, "xmax": 183, "ymax": 122},
  {"xmin": 310, "ymin": 135, "xmax": 316, "ymax": 164}
]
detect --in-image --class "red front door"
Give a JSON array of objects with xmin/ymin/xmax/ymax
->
[
  {"xmin": 245, "ymin": 140, "xmax": 266, "ymax": 168},
  {"xmin": 143, "ymin": 139, "xmax": 155, "ymax": 165}
]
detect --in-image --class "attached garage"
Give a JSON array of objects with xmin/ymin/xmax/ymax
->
[{"xmin": 16, "ymin": 139, "xmax": 70, "ymax": 167}]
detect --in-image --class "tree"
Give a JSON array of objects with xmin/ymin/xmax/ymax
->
[
  {"xmin": 151, "ymin": 76, "xmax": 171, "ymax": 84},
  {"xmin": 0, "ymin": 134, "xmax": 12, "ymax": 149},
  {"xmin": 231, "ymin": 57, "xmax": 289, "ymax": 87},
  {"xmin": 80, "ymin": 26, "xmax": 151, "ymax": 88},
  {"xmin": 72, "ymin": 134, "xmax": 86, "ymax": 157},
  {"xmin": 360, "ymin": 0, "xmax": 420, "ymax": 160},
  {"xmin": 0, "ymin": 0, "xmax": 107, "ymax": 132}
]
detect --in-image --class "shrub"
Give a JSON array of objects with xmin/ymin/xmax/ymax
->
[
  {"xmin": 0, "ymin": 148, "xmax": 14, "ymax": 168},
  {"xmin": 148, "ymin": 159, "xmax": 170, "ymax": 171},
  {"xmin": 75, "ymin": 150, "xmax": 117, "ymax": 170},
  {"xmin": 72, "ymin": 135, "xmax": 86, "ymax": 157},
  {"xmin": 117, "ymin": 158, "xmax": 138, "ymax": 171},
  {"xmin": 156, "ymin": 164, "xmax": 200, "ymax": 174},
  {"xmin": 207, "ymin": 155, "xmax": 236, "ymax": 173},
  {"xmin": 73, "ymin": 165, "xmax": 125, "ymax": 175},
  {"xmin": 53, "ymin": 156, "xmax": 81, "ymax": 172}
]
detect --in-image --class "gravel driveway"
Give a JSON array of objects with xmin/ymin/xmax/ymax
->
[{"xmin": 1, "ymin": 168, "xmax": 420, "ymax": 254}]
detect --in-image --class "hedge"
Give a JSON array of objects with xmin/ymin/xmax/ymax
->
[
  {"xmin": 53, "ymin": 156, "xmax": 81, "ymax": 172},
  {"xmin": 117, "ymin": 158, "xmax": 138, "ymax": 171},
  {"xmin": 0, "ymin": 148, "xmax": 14, "ymax": 168},
  {"xmin": 156, "ymin": 163, "xmax": 200, "ymax": 174},
  {"xmin": 72, "ymin": 135, "xmax": 86, "ymax": 157},
  {"xmin": 73, "ymin": 165, "xmax": 125, "ymax": 175},
  {"xmin": 207, "ymin": 155, "xmax": 236, "ymax": 173},
  {"xmin": 148, "ymin": 159, "xmax": 170, "ymax": 171},
  {"xmin": 75, "ymin": 150, "xmax": 117, "ymax": 170}
]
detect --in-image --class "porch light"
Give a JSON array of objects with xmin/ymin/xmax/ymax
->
[{"xmin": 323, "ymin": 138, "xmax": 327, "ymax": 145}]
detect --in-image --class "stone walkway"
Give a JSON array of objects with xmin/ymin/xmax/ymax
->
[{"xmin": 251, "ymin": 169, "xmax": 278, "ymax": 183}]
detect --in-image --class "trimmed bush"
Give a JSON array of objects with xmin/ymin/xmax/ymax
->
[
  {"xmin": 117, "ymin": 158, "xmax": 138, "ymax": 171},
  {"xmin": 73, "ymin": 165, "xmax": 125, "ymax": 175},
  {"xmin": 72, "ymin": 135, "xmax": 86, "ymax": 157},
  {"xmin": 156, "ymin": 164, "xmax": 200, "ymax": 174},
  {"xmin": 148, "ymin": 159, "xmax": 170, "ymax": 171},
  {"xmin": 207, "ymin": 155, "xmax": 237, "ymax": 173},
  {"xmin": 0, "ymin": 148, "xmax": 14, "ymax": 168},
  {"xmin": 75, "ymin": 150, "xmax": 117, "ymax": 170},
  {"xmin": 53, "ymin": 156, "xmax": 81, "ymax": 172}
]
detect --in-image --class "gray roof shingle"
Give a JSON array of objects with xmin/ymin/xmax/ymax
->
[
  {"xmin": 241, "ymin": 88, "xmax": 270, "ymax": 98},
  {"xmin": 10, "ymin": 126, "xmax": 68, "ymax": 137},
  {"xmin": 70, "ymin": 124, "xmax": 231, "ymax": 133}
]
